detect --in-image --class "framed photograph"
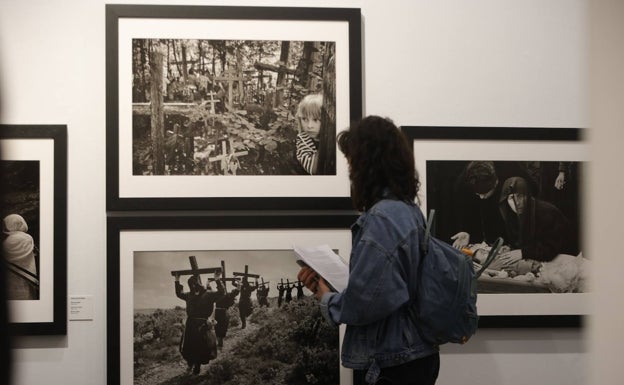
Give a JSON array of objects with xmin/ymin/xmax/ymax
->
[
  {"xmin": 0, "ymin": 125, "xmax": 67, "ymax": 335},
  {"xmin": 106, "ymin": 5, "xmax": 362, "ymax": 210},
  {"xmin": 402, "ymin": 126, "xmax": 587, "ymax": 327},
  {"xmin": 107, "ymin": 213, "xmax": 358, "ymax": 385}
]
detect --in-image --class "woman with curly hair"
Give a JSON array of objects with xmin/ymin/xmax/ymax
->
[{"xmin": 298, "ymin": 116, "xmax": 440, "ymax": 385}]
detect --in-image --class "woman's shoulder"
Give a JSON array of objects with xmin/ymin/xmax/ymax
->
[
  {"xmin": 360, "ymin": 199, "xmax": 424, "ymax": 248},
  {"xmin": 368, "ymin": 199, "xmax": 423, "ymax": 226},
  {"xmin": 371, "ymin": 198, "xmax": 417, "ymax": 213}
]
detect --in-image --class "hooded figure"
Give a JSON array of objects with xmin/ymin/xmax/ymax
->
[
  {"xmin": 2, "ymin": 214, "xmax": 39, "ymax": 300},
  {"xmin": 498, "ymin": 176, "xmax": 573, "ymax": 262},
  {"xmin": 449, "ymin": 161, "xmax": 539, "ymax": 249},
  {"xmin": 175, "ymin": 274, "xmax": 223, "ymax": 374},
  {"xmin": 237, "ymin": 278, "xmax": 257, "ymax": 329}
]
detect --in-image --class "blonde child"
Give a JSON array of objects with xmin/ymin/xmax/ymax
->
[{"xmin": 295, "ymin": 94, "xmax": 323, "ymax": 175}]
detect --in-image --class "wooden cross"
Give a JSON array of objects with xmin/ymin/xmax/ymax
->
[
  {"xmin": 233, "ymin": 265, "xmax": 260, "ymax": 282},
  {"xmin": 257, "ymin": 277, "xmax": 270, "ymax": 288},
  {"xmin": 170, "ymin": 255, "xmax": 221, "ymax": 287},
  {"xmin": 248, "ymin": 71, "xmax": 271, "ymax": 84},
  {"xmin": 205, "ymin": 91, "xmax": 220, "ymax": 114},
  {"xmin": 206, "ymin": 260, "xmax": 240, "ymax": 293},
  {"xmin": 208, "ymin": 138, "xmax": 248, "ymax": 175},
  {"xmin": 214, "ymin": 68, "xmax": 243, "ymax": 110}
]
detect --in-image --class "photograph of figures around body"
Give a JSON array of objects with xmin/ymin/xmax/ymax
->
[
  {"xmin": 1, "ymin": 160, "xmax": 40, "ymax": 300},
  {"xmin": 133, "ymin": 250, "xmax": 339, "ymax": 385},
  {"xmin": 132, "ymin": 38, "xmax": 337, "ymax": 176},
  {"xmin": 426, "ymin": 160, "xmax": 589, "ymax": 294}
]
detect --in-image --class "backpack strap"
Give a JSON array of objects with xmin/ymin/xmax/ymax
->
[
  {"xmin": 474, "ymin": 237, "xmax": 504, "ymax": 278},
  {"xmin": 410, "ymin": 208, "xmax": 433, "ymax": 344}
]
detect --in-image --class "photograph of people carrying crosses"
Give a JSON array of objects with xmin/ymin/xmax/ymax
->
[
  {"xmin": 131, "ymin": 38, "xmax": 336, "ymax": 176},
  {"xmin": 425, "ymin": 160, "xmax": 590, "ymax": 294},
  {"xmin": 133, "ymin": 249, "xmax": 339, "ymax": 385}
]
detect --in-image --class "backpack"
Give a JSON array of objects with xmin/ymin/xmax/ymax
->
[{"xmin": 407, "ymin": 209, "xmax": 502, "ymax": 346}]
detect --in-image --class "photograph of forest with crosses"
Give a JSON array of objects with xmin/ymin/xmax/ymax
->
[
  {"xmin": 131, "ymin": 38, "xmax": 337, "ymax": 177},
  {"xmin": 132, "ymin": 250, "xmax": 339, "ymax": 385}
]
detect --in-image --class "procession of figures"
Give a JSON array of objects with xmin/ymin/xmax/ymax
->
[{"xmin": 133, "ymin": 252, "xmax": 339, "ymax": 385}]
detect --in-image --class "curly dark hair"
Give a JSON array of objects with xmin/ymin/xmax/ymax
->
[{"xmin": 337, "ymin": 116, "xmax": 419, "ymax": 211}]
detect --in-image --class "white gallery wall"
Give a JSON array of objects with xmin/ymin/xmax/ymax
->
[{"xmin": 1, "ymin": 0, "xmax": 620, "ymax": 384}]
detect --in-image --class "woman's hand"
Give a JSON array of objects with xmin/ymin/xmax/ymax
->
[{"xmin": 297, "ymin": 266, "xmax": 331, "ymax": 300}]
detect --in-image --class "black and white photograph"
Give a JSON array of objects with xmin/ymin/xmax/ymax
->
[
  {"xmin": 425, "ymin": 160, "xmax": 586, "ymax": 295},
  {"xmin": 1, "ymin": 159, "xmax": 40, "ymax": 301},
  {"xmin": 107, "ymin": 214, "xmax": 356, "ymax": 385},
  {"xmin": 403, "ymin": 126, "xmax": 589, "ymax": 324},
  {"xmin": 133, "ymin": 250, "xmax": 338, "ymax": 385},
  {"xmin": 0, "ymin": 124, "xmax": 67, "ymax": 335},
  {"xmin": 131, "ymin": 38, "xmax": 337, "ymax": 177},
  {"xmin": 106, "ymin": 5, "xmax": 362, "ymax": 210}
]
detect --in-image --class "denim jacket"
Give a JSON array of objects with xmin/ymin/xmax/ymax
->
[{"xmin": 320, "ymin": 198, "xmax": 438, "ymax": 384}]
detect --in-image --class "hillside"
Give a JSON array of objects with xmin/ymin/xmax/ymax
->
[{"xmin": 133, "ymin": 296, "xmax": 339, "ymax": 385}]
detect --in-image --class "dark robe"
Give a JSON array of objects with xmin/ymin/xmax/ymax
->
[
  {"xmin": 238, "ymin": 281, "xmax": 257, "ymax": 320},
  {"xmin": 214, "ymin": 287, "xmax": 239, "ymax": 340},
  {"xmin": 256, "ymin": 285, "xmax": 269, "ymax": 307},
  {"xmin": 296, "ymin": 283, "xmax": 305, "ymax": 299},
  {"xmin": 451, "ymin": 161, "xmax": 538, "ymax": 245},
  {"xmin": 277, "ymin": 285, "xmax": 285, "ymax": 307},
  {"xmin": 499, "ymin": 177, "xmax": 573, "ymax": 262},
  {"xmin": 285, "ymin": 286, "xmax": 294, "ymax": 303},
  {"xmin": 175, "ymin": 281, "xmax": 224, "ymax": 365}
]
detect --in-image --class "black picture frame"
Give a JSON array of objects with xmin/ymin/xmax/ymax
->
[
  {"xmin": 401, "ymin": 125, "xmax": 586, "ymax": 328},
  {"xmin": 1, "ymin": 125, "xmax": 67, "ymax": 335},
  {"xmin": 106, "ymin": 5, "xmax": 362, "ymax": 211},
  {"xmin": 107, "ymin": 212, "xmax": 358, "ymax": 385}
]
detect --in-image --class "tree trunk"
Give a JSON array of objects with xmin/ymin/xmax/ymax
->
[
  {"xmin": 257, "ymin": 49, "xmax": 264, "ymax": 93},
  {"xmin": 132, "ymin": 40, "xmax": 146, "ymax": 102},
  {"xmin": 275, "ymin": 41, "xmax": 290, "ymax": 106},
  {"xmin": 166, "ymin": 41, "xmax": 172, "ymax": 79},
  {"xmin": 296, "ymin": 41, "xmax": 320, "ymax": 90},
  {"xmin": 140, "ymin": 40, "xmax": 149, "ymax": 102},
  {"xmin": 181, "ymin": 43, "xmax": 189, "ymax": 83},
  {"xmin": 236, "ymin": 46, "xmax": 245, "ymax": 104},
  {"xmin": 309, "ymin": 42, "xmax": 321, "ymax": 92},
  {"xmin": 172, "ymin": 40, "xmax": 182, "ymax": 78},
  {"xmin": 150, "ymin": 49, "xmax": 166, "ymax": 175},
  {"xmin": 198, "ymin": 40, "xmax": 204, "ymax": 73},
  {"xmin": 218, "ymin": 41, "xmax": 227, "ymax": 73},
  {"xmin": 318, "ymin": 42, "xmax": 336, "ymax": 175}
]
